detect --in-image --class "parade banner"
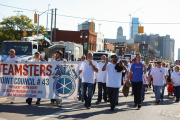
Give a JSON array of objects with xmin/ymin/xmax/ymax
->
[{"xmin": 0, "ymin": 61, "xmax": 79, "ymax": 100}]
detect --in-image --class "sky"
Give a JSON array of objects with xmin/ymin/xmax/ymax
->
[{"xmin": 0, "ymin": 0, "xmax": 180, "ymax": 60}]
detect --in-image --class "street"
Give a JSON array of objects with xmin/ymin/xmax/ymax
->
[{"xmin": 0, "ymin": 87, "xmax": 180, "ymax": 120}]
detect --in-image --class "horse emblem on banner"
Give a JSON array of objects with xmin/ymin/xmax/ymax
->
[{"xmin": 52, "ymin": 64, "xmax": 78, "ymax": 98}]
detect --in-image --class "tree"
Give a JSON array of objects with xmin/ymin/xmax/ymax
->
[{"xmin": 0, "ymin": 15, "xmax": 46, "ymax": 40}]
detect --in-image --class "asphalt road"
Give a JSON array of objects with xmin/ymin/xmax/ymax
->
[{"xmin": 0, "ymin": 87, "xmax": 180, "ymax": 120}]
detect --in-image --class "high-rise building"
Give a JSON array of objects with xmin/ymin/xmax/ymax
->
[
  {"xmin": 78, "ymin": 21, "xmax": 95, "ymax": 32},
  {"xmin": 116, "ymin": 26, "xmax": 126, "ymax": 42},
  {"xmin": 130, "ymin": 17, "xmax": 139, "ymax": 39},
  {"xmin": 105, "ymin": 26, "xmax": 126, "ymax": 44},
  {"xmin": 134, "ymin": 34, "xmax": 175, "ymax": 61},
  {"xmin": 178, "ymin": 48, "xmax": 180, "ymax": 60}
]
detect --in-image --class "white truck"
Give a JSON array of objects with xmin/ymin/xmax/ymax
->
[{"xmin": 1, "ymin": 34, "xmax": 52, "ymax": 61}]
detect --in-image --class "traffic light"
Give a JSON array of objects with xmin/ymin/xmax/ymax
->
[
  {"xmin": 138, "ymin": 26, "xmax": 144, "ymax": 34},
  {"xmin": 23, "ymin": 30, "xmax": 26, "ymax": 37},
  {"xmin": 34, "ymin": 13, "xmax": 37, "ymax": 23},
  {"xmin": 32, "ymin": 32, "xmax": 35, "ymax": 35}
]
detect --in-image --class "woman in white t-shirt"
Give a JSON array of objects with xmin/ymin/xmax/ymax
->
[
  {"xmin": 171, "ymin": 66, "xmax": 180, "ymax": 102},
  {"xmin": 141, "ymin": 72, "xmax": 149, "ymax": 102}
]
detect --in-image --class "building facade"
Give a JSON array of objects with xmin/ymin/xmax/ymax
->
[
  {"xmin": 134, "ymin": 34, "xmax": 175, "ymax": 61},
  {"xmin": 96, "ymin": 32, "xmax": 104, "ymax": 52},
  {"xmin": 178, "ymin": 48, "xmax": 180, "ymax": 60},
  {"xmin": 130, "ymin": 17, "xmax": 139, "ymax": 39},
  {"xmin": 49, "ymin": 29, "xmax": 97, "ymax": 56}
]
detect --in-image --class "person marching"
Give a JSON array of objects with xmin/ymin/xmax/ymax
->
[
  {"xmin": 26, "ymin": 52, "xmax": 42, "ymax": 105},
  {"xmin": 95, "ymin": 55, "xmax": 108, "ymax": 104},
  {"xmin": 52, "ymin": 50, "xmax": 66, "ymax": 107},
  {"xmin": 102, "ymin": 55, "xmax": 127, "ymax": 111},
  {"xmin": 78, "ymin": 55, "xmax": 86, "ymax": 102},
  {"xmin": 171, "ymin": 66, "xmax": 180, "ymax": 102},
  {"xmin": 127, "ymin": 54, "xmax": 146, "ymax": 109},
  {"xmin": 4, "ymin": 49, "xmax": 21, "ymax": 104},
  {"xmin": 149, "ymin": 62, "xmax": 167, "ymax": 104},
  {"xmin": 79, "ymin": 53, "xmax": 98, "ymax": 109},
  {"xmin": 141, "ymin": 69, "xmax": 149, "ymax": 102},
  {"xmin": 167, "ymin": 65, "xmax": 174, "ymax": 97}
]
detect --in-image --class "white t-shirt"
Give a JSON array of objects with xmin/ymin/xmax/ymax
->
[
  {"xmin": 143, "ymin": 72, "xmax": 149, "ymax": 84},
  {"xmin": 6, "ymin": 56, "xmax": 21, "ymax": 62},
  {"xmin": 79, "ymin": 61, "xmax": 98, "ymax": 84},
  {"xmin": 106, "ymin": 63, "xmax": 122, "ymax": 88},
  {"xmin": 78, "ymin": 60, "xmax": 87, "ymax": 79},
  {"xmin": 96, "ymin": 62, "xmax": 107, "ymax": 83},
  {"xmin": 150, "ymin": 67, "xmax": 166, "ymax": 86},
  {"xmin": 171, "ymin": 71, "xmax": 180, "ymax": 86}
]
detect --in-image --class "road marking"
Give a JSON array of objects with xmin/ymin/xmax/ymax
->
[{"xmin": 35, "ymin": 103, "xmax": 84, "ymax": 120}]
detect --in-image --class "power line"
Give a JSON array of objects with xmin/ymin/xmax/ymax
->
[{"xmin": 1, "ymin": 3, "xmax": 180, "ymax": 25}]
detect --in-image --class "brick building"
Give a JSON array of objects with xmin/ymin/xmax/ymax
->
[{"xmin": 48, "ymin": 29, "xmax": 97, "ymax": 56}]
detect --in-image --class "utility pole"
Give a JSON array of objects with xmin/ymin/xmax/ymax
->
[
  {"xmin": 54, "ymin": 8, "xmax": 57, "ymax": 42},
  {"xmin": 50, "ymin": 9, "xmax": 53, "ymax": 43},
  {"xmin": 46, "ymin": 4, "xmax": 50, "ymax": 34}
]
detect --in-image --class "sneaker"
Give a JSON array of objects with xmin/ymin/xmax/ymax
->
[
  {"xmin": 104, "ymin": 100, "xmax": 107, "ymax": 103},
  {"xmin": 95, "ymin": 101, "xmax": 100, "ymax": 104},
  {"xmin": 138, "ymin": 104, "xmax": 141, "ymax": 109},
  {"xmin": 78, "ymin": 97, "xmax": 81, "ymax": 101},
  {"xmin": 175, "ymin": 99, "xmax": 179, "ymax": 103},
  {"xmin": 133, "ymin": 104, "xmax": 137, "ymax": 108},
  {"xmin": 107, "ymin": 99, "xmax": 110, "ymax": 102},
  {"xmin": 86, "ymin": 107, "xmax": 91, "ymax": 109},
  {"xmin": 57, "ymin": 103, "xmax": 62, "ymax": 107},
  {"xmin": 26, "ymin": 99, "xmax": 31, "ymax": 105},
  {"xmin": 84, "ymin": 103, "xmax": 87, "ymax": 108},
  {"xmin": 36, "ymin": 101, "xmax": 40, "ymax": 105},
  {"xmin": 110, "ymin": 106, "xmax": 115, "ymax": 111},
  {"xmin": 131, "ymin": 93, "xmax": 134, "ymax": 95},
  {"xmin": 156, "ymin": 100, "xmax": 160, "ymax": 104},
  {"xmin": 10, "ymin": 102, "xmax": 14, "ymax": 104}
]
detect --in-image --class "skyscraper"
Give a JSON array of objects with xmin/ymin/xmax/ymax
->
[
  {"xmin": 130, "ymin": 17, "xmax": 139, "ymax": 39},
  {"xmin": 178, "ymin": 48, "xmax": 180, "ymax": 60}
]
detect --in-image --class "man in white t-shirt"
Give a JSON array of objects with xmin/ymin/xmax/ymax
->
[
  {"xmin": 79, "ymin": 53, "xmax": 98, "ymax": 109},
  {"xmin": 171, "ymin": 66, "xmax": 180, "ymax": 102},
  {"xmin": 26, "ymin": 52, "xmax": 41, "ymax": 105},
  {"xmin": 149, "ymin": 62, "xmax": 167, "ymax": 104},
  {"xmin": 78, "ymin": 55, "xmax": 86, "ymax": 101},
  {"xmin": 95, "ymin": 55, "xmax": 107, "ymax": 104},
  {"xmin": 5, "ymin": 49, "xmax": 21, "ymax": 104},
  {"xmin": 102, "ymin": 55, "xmax": 127, "ymax": 111},
  {"xmin": 5, "ymin": 49, "xmax": 21, "ymax": 62}
]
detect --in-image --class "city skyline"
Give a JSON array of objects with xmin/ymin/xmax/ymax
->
[{"xmin": 0, "ymin": 0, "xmax": 179, "ymax": 60}]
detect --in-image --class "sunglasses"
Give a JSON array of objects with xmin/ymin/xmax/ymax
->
[
  {"xmin": 87, "ymin": 54, "xmax": 92, "ymax": 57},
  {"xmin": 162, "ymin": 64, "xmax": 165, "ymax": 65}
]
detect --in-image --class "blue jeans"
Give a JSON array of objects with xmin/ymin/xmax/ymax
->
[
  {"xmin": 141, "ymin": 84, "xmax": 146, "ymax": 100},
  {"xmin": 82, "ymin": 82, "xmax": 94, "ymax": 107},
  {"xmin": 161, "ymin": 85, "xmax": 165, "ymax": 100},
  {"xmin": 173, "ymin": 86, "xmax": 180, "ymax": 100},
  {"xmin": 78, "ymin": 77, "xmax": 82, "ymax": 98},
  {"xmin": 154, "ymin": 86, "xmax": 164, "ymax": 100},
  {"xmin": 107, "ymin": 87, "xmax": 119, "ymax": 109},
  {"xmin": 97, "ymin": 82, "xmax": 107, "ymax": 102}
]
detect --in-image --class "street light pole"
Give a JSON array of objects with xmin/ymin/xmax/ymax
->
[{"xmin": 80, "ymin": 31, "xmax": 88, "ymax": 55}]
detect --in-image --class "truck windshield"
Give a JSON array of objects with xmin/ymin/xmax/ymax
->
[
  {"xmin": 1, "ymin": 42, "xmax": 32, "ymax": 55},
  {"xmin": 93, "ymin": 53, "xmax": 108, "ymax": 60}
]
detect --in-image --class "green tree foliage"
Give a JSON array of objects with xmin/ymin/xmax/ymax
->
[{"xmin": 0, "ymin": 15, "xmax": 46, "ymax": 40}]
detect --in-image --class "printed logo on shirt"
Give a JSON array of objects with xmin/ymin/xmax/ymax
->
[{"xmin": 135, "ymin": 66, "xmax": 143, "ymax": 69}]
